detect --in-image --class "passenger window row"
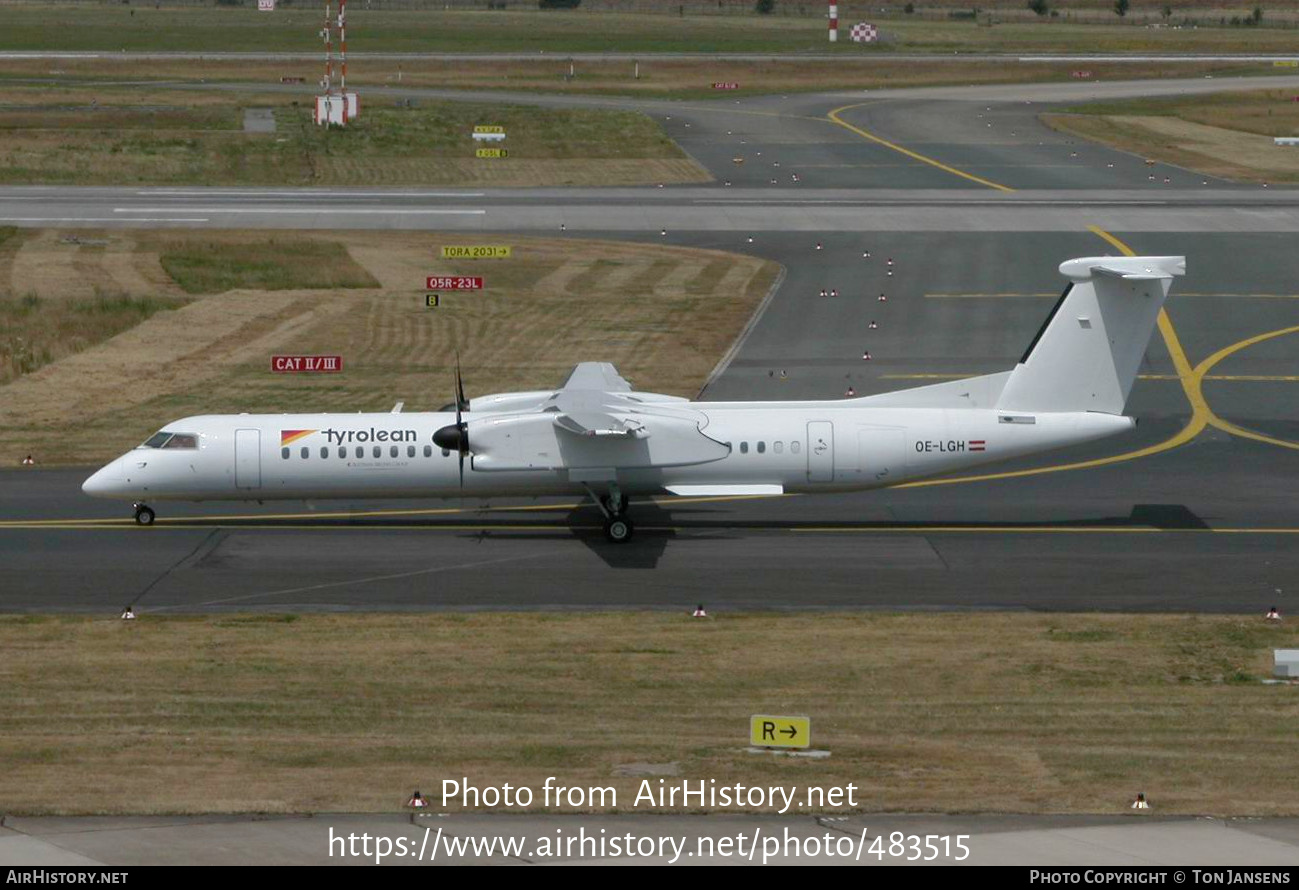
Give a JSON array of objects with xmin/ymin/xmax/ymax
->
[
  {"xmin": 736, "ymin": 440, "xmax": 798, "ymax": 455},
  {"xmin": 282, "ymin": 445, "xmax": 452, "ymax": 460}
]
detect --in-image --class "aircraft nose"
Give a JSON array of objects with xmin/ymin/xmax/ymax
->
[{"xmin": 82, "ymin": 460, "xmax": 124, "ymax": 497}]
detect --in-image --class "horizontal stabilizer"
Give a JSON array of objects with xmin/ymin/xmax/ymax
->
[
  {"xmin": 1093, "ymin": 267, "xmax": 1171, "ymax": 282},
  {"xmin": 1059, "ymin": 255, "xmax": 1184, "ymax": 282}
]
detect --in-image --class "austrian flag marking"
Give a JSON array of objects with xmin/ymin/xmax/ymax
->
[{"xmin": 969, "ymin": 440, "xmax": 987, "ymax": 452}]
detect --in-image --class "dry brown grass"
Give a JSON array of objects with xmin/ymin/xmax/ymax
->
[
  {"xmin": 0, "ymin": 230, "xmax": 777, "ymax": 464},
  {"xmin": 1043, "ymin": 88, "xmax": 1299, "ymax": 184},
  {"xmin": 0, "ymin": 612, "xmax": 1293, "ymax": 816}
]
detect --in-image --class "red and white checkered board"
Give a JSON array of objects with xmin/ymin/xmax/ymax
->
[{"xmin": 850, "ymin": 22, "xmax": 878, "ymax": 43}]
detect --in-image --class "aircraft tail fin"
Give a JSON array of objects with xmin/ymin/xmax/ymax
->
[{"xmin": 995, "ymin": 255, "xmax": 1185, "ymax": 415}]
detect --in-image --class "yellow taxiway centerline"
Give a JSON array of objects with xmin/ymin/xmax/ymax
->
[{"xmin": 825, "ymin": 102, "xmax": 1017, "ymax": 193}]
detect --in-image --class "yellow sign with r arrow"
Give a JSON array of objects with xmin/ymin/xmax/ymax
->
[{"xmin": 750, "ymin": 715, "xmax": 810, "ymax": 749}]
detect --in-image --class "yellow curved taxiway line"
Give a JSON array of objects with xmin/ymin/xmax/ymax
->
[{"xmin": 825, "ymin": 102, "xmax": 1017, "ymax": 193}]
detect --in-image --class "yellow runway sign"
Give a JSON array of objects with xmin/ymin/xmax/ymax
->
[
  {"xmin": 441, "ymin": 246, "xmax": 513, "ymax": 259},
  {"xmin": 750, "ymin": 715, "xmax": 810, "ymax": 748}
]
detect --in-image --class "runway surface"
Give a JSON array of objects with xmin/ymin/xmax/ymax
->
[{"xmin": 1, "ymin": 76, "xmax": 1297, "ymax": 614}]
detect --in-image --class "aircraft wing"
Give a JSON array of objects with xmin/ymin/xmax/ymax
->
[
  {"xmin": 469, "ymin": 400, "xmax": 728, "ymax": 472},
  {"xmin": 561, "ymin": 362, "xmax": 633, "ymax": 393}
]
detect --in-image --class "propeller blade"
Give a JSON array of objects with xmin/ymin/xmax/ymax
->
[
  {"xmin": 454, "ymin": 355, "xmax": 467, "ymax": 488},
  {"xmin": 455, "ymin": 352, "xmax": 468, "ymax": 412}
]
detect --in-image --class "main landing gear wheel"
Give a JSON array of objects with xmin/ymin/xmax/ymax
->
[
  {"xmin": 133, "ymin": 504, "xmax": 155, "ymax": 526},
  {"xmin": 604, "ymin": 516, "xmax": 634, "ymax": 544}
]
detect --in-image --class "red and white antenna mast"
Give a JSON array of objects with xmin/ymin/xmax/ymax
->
[
  {"xmin": 339, "ymin": 0, "xmax": 347, "ymax": 94},
  {"xmin": 322, "ymin": 0, "xmax": 334, "ymax": 95},
  {"xmin": 314, "ymin": 0, "xmax": 355, "ymax": 126}
]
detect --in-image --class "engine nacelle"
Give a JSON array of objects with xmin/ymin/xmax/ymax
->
[{"xmin": 465, "ymin": 391, "xmax": 557, "ymax": 414}]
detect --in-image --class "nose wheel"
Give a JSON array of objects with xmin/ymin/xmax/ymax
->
[
  {"xmin": 133, "ymin": 503, "xmax": 155, "ymax": 526},
  {"xmin": 603, "ymin": 515, "xmax": 634, "ymax": 544}
]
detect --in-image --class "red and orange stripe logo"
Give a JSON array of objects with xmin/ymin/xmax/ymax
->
[{"xmin": 280, "ymin": 429, "xmax": 317, "ymax": 447}]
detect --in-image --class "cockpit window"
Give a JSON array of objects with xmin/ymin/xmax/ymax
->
[{"xmin": 139, "ymin": 431, "xmax": 199, "ymax": 449}]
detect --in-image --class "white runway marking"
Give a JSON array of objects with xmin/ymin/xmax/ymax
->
[
  {"xmin": 0, "ymin": 216, "xmax": 211, "ymax": 222},
  {"xmin": 138, "ymin": 189, "xmax": 488, "ymax": 197},
  {"xmin": 114, "ymin": 207, "xmax": 487, "ymax": 214}
]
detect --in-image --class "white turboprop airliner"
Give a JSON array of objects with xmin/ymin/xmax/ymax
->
[{"xmin": 83, "ymin": 255, "xmax": 1184, "ymax": 542}]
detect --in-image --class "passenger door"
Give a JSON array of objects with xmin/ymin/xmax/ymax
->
[
  {"xmin": 806, "ymin": 421, "xmax": 834, "ymax": 483},
  {"xmin": 235, "ymin": 428, "xmax": 262, "ymax": 490}
]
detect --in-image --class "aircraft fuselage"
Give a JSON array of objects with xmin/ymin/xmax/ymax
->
[{"xmin": 82, "ymin": 402, "xmax": 1134, "ymax": 503}]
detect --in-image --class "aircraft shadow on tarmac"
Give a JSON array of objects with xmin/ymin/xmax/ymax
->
[{"xmin": 185, "ymin": 503, "xmax": 1213, "ymax": 573}]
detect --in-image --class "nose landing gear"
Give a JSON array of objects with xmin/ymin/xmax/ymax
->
[
  {"xmin": 133, "ymin": 503, "xmax": 155, "ymax": 526},
  {"xmin": 586, "ymin": 483, "xmax": 634, "ymax": 544}
]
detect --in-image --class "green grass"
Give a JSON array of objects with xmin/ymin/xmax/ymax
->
[
  {"xmin": 1, "ymin": 7, "xmax": 1298, "ymax": 55},
  {"xmin": 295, "ymin": 101, "xmax": 685, "ymax": 160},
  {"xmin": 159, "ymin": 239, "xmax": 380, "ymax": 294},
  {"xmin": 0, "ymin": 104, "xmax": 237, "ymax": 131},
  {"xmin": 0, "ymin": 612, "xmax": 1295, "ymax": 816},
  {"xmin": 0, "ymin": 88, "xmax": 698, "ymax": 185}
]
